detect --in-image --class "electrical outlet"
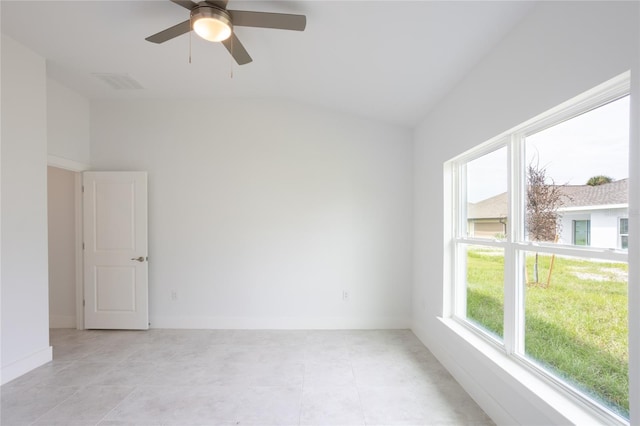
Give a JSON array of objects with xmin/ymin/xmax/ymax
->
[
  {"xmin": 171, "ymin": 290, "xmax": 178, "ymax": 301},
  {"xmin": 342, "ymin": 290, "xmax": 349, "ymax": 302}
]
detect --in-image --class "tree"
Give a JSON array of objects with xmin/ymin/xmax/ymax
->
[
  {"xmin": 586, "ymin": 175, "xmax": 613, "ymax": 186},
  {"xmin": 527, "ymin": 164, "xmax": 565, "ymax": 284}
]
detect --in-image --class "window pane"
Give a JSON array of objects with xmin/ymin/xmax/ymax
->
[
  {"xmin": 466, "ymin": 147, "xmax": 507, "ymax": 240},
  {"xmin": 573, "ymin": 220, "xmax": 590, "ymax": 246},
  {"xmin": 619, "ymin": 218, "xmax": 628, "ymax": 235},
  {"xmin": 525, "ymin": 96, "xmax": 629, "ymax": 249},
  {"xmin": 621, "ymin": 235, "xmax": 628, "ymax": 250},
  {"xmin": 465, "ymin": 245, "xmax": 504, "ymax": 339},
  {"xmin": 523, "ymin": 251, "xmax": 628, "ymax": 417}
]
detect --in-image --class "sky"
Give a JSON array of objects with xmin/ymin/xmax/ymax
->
[{"xmin": 467, "ymin": 95, "xmax": 630, "ymax": 203}]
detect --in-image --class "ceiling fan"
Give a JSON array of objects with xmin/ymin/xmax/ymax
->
[{"xmin": 146, "ymin": 0, "xmax": 306, "ymax": 65}]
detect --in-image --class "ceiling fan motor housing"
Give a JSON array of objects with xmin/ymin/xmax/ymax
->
[{"xmin": 191, "ymin": 5, "xmax": 233, "ymax": 42}]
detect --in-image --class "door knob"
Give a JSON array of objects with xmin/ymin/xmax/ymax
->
[{"xmin": 131, "ymin": 256, "xmax": 146, "ymax": 262}]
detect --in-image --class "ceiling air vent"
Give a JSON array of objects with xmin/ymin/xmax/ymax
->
[{"xmin": 93, "ymin": 73, "xmax": 144, "ymax": 90}]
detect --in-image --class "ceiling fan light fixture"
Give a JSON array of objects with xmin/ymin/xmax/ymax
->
[{"xmin": 191, "ymin": 6, "xmax": 232, "ymax": 42}]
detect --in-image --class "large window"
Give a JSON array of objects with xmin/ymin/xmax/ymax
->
[{"xmin": 448, "ymin": 76, "xmax": 630, "ymax": 421}]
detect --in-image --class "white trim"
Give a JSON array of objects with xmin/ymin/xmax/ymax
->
[
  {"xmin": 454, "ymin": 237, "xmax": 506, "ymax": 248},
  {"xmin": 513, "ymin": 241, "xmax": 628, "ymax": 262},
  {"xmin": 559, "ymin": 203, "xmax": 627, "ymax": 212},
  {"xmin": 519, "ymin": 75, "xmax": 630, "ymax": 140},
  {"xmin": 626, "ymin": 44, "xmax": 639, "ymax": 425},
  {"xmin": 74, "ymin": 173, "xmax": 84, "ymax": 330},
  {"xmin": 442, "ymin": 161, "xmax": 455, "ymax": 319},
  {"xmin": 452, "ymin": 140, "xmax": 507, "ymax": 171},
  {"xmin": 454, "ymin": 238, "xmax": 628, "ymax": 262},
  {"xmin": 1, "ymin": 346, "xmax": 52, "ymax": 385},
  {"xmin": 149, "ymin": 315, "xmax": 411, "ymax": 330},
  {"xmin": 47, "ymin": 155, "xmax": 89, "ymax": 172}
]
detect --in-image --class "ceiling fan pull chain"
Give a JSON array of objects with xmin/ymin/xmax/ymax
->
[
  {"xmin": 188, "ymin": 15, "xmax": 192, "ymax": 64},
  {"xmin": 230, "ymin": 36, "xmax": 234, "ymax": 79}
]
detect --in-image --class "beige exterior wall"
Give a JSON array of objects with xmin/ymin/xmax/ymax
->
[{"xmin": 468, "ymin": 219, "xmax": 506, "ymax": 239}]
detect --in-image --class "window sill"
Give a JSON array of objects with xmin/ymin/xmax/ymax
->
[{"xmin": 438, "ymin": 317, "xmax": 627, "ymax": 426}]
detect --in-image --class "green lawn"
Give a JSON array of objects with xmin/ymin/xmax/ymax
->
[{"xmin": 466, "ymin": 247, "xmax": 629, "ymax": 418}]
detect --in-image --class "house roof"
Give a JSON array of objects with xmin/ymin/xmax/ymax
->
[
  {"xmin": 468, "ymin": 193, "xmax": 508, "ymax": 220},
  {"xmin": 468, "ymin": 178, "xmax": 628, "ymax": 219},
  {"xmin": 560, "ymin": 179, "xmax": 628, "ymax": 208}
]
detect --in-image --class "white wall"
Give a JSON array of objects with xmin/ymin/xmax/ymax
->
[
  {"xmin": 559, "ymin": 208, "xmax": 627, "ymax": 249},
  {"xmin": 412, "ymin": 1, "xmax": 639, "ymax": 424},
  {"xmin": 1, "ymin": 35, "xmax": 52, "ymax": 384},
  {"xmin": 90, "ymin": 99, "xmax": 413, "ymax": 329},
  {"xmin": 47, "ymin": 78, "xmax": 90, "ymax": 165},
  {"xmin": 47, "ymin": 166, "xmax": 77, "ymax": 328}
]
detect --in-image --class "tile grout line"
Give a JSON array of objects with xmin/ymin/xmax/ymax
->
[
  {"xmin": 298, "ymin": 358, "xmax": 307, "ymax": 426},
  {"xmin": 93, "ymin": 385, "xmax": 139, "ymax": 426},
  {"xmin": 28, "ymin": 385, "xmax": 80, "ymax": 426},
  {"xmin": 347, "ymin": 340, "xmax": 368, "ymax": 426}
]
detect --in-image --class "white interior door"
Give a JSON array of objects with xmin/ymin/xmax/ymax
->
[{"xmin": 83, "ymin": 171, "xmax": 148, "ymax": 330}]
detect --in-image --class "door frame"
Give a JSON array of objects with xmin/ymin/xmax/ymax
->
[{"xmin": 47, "ymin": 155, "xmax": 89, "ymax": 330}]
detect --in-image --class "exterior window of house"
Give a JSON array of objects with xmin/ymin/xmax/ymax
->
[
  {"xmin": 447, "ymin": 75, "xmax": 630, "ymax": 422},
  {"xmin": 620, "ymin": 218, "xmax": 628, "ymax": 249},
  {"xmin": 573, "ymin": 220, "xmax": 591, "ymax": 246}
]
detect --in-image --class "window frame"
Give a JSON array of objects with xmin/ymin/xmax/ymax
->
[
  {"xmin": 620, "ymin": 217, "xmax": 629, "ymax": 249},
  {"xmin": 447, "ymin": 74, "xmax": 631, "ymax": 424},
  {"xmin": 572, "ymin": 219, "xmax": 591, "ymax": 246}
]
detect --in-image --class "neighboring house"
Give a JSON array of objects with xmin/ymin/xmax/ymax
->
[
  {"xmin": 467, "ymin": 192, "xmax": 509, "ymax": 239},
  {"xmin": 467, "ymin": 179, "xmax": 628, "ymax": 249}
]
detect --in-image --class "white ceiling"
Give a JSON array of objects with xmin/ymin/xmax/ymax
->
[{"xmin": 1, "ymin": 1, "xmax": 535, "ymax": 127}]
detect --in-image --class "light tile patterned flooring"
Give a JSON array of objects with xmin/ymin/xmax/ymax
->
[{"xmin": 1, "ymin": 329, "xmax": 493, "ymax": 425}]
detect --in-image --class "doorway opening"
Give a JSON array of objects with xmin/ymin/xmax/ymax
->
[{"xmin": 47, "ymin": 165, "xmax": 83, "ymax": 330}]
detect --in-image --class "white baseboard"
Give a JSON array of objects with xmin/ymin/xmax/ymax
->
[
  {"xmin": 49, "ymin": 314, "xmax": 76, "ymax": 329},
  {"xmin": 149, "ymin": 315, "xmax": 411, "ymax": 330},
  {"xmin": 1, "ymin": 346, "xmax": 53, "ymax": 385}
]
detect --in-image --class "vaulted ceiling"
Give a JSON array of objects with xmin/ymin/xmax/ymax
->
[{"xmin": 1, "ymin": 1, "xmax": 535, "ymax": 127}]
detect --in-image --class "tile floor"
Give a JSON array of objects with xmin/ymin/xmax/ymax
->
[{"xmin": 1, "ymin": 329, "xmax": 493, "ymax": 426}]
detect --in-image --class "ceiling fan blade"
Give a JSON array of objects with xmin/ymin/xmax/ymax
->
[
  {"xmin": 228, "ymin": 10, "xmax": 306, "ymax": 31},
  {"xmin": 203, "ymin": 0, "xmax": 228, "ymax": 9},
  {"xmin": 170, "ymin": 0, "xmax": 197, "ymax": 11},
  {"xmin": 221, "ymin": 33, "xmax": 252, "ymax": 65},
  {"xmin": 146, "ymin": 19, "xmax": 191, "ymax": 44}
]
